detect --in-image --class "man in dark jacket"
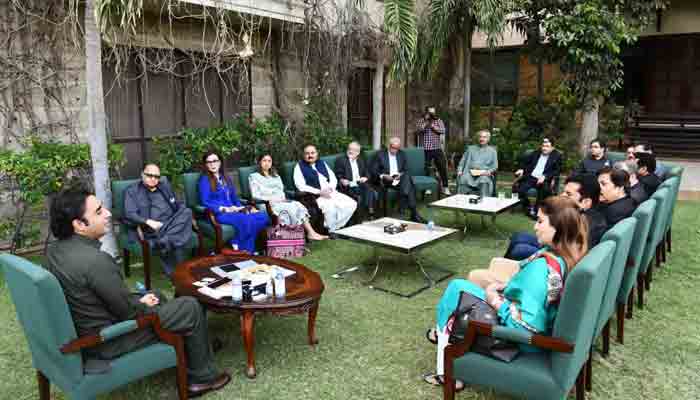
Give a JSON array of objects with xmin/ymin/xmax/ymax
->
[
  {"xmin": 576, "ymin": 138, "xmax": 611, "ymax": 176},
  {"xmin": 636, "ymin": 152, "xmax": 662, "ymax": 195},
  {"xmin": 334, "ymin": 141, "xmax": 378, "ymax": 218},
  {"xmin": 514, "ymin": 137, "xmax": 563, "ymax": 219},
  {"xmin": 597, "ymin": 167, "xmax": 637, "ymax": 226},
  {"xmin": 124, "ymin": 164, "xmax": 193, "ymax": 276},
  {"xmin": 47, "ymin": 187, "xmax": 230, "ymax": 397},
  {"xmin": 371, "ymin": 137, "xmax": 426, "ymax": 223}
]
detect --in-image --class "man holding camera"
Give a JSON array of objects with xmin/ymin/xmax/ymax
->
[{"xmin": 416, "ymin": 106, "xmax": 451, "ymax": 196}]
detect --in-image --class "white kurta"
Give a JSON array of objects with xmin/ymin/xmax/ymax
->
[{"xmin": 293, "ymin": 162, "xmax": 357, "ymax": 231}]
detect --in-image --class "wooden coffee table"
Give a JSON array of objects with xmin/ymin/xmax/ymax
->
[{"xmin": 172, "ymin": 253, "xmax": 324, "ymax": 379}]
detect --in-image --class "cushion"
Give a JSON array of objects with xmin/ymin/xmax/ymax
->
[
  {"xmin": 402, "ymin": 147, "xmax": 427, "ymax": 177},
  {"xmin": 237, "ymin": 166, "xmax": 257, "ymax": 200},
  {"xmin": 412, "ymin": 175, "xmax": 438, "ymax": 193},
  {"xmin": 617, "ymin": 199, "xmax": 656, "ymax": 304}
]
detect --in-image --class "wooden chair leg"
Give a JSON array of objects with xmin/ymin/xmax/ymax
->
[
  {"xmin": 123, "ymin": 249, "xmax": 131, "ymax": 277},
  {"xmin": 666, "ymin": 229, "xmax": 672, "ymax": 253},
  {"xmin": 661, "ymin": 241, "xmax": 667, "ymax": 264},
  {"xmin": 626, "ymin": 291, "xmax": 634, "ymax": 319},
  {"xmin": 142, "ymin": 243, "xmax": 152, "ymax": 290},
  {"xmin": 37, "ymin": 370, "xmax": 50, "ymax": 400},
  {"xmin": 585, "ymin": 351, "xmax": 592, "ymax": 391},
  {"xmin": 645, "ymin": 266, "xmax": 652, "ymax": 291},
  {"xmin": 616, "ymin": 303, "xmax": 625, "ymax": 344},
  {"xmin": 655, "ymin": 245, "xmax": 661, "ymax": 269},
  {"xmin": 576, "ymin": 365, "xmax": 586, "ymax": 400},
  {"xmin": 173, "ymin": 337, "xmax": 189, "ymax": 400},
  {"xmin": 602, "ymin": 320, "xmax": 610, "ymax": 357},
  {"xmin": 637, "ymin": 274, "xmax": 645, "ymax": 308}
]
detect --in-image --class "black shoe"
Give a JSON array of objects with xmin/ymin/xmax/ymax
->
[
  {"xmin": 412, "ymin": 214, "xmax": 427, "ymax": 224},
  {"xmin": 212, "ymin": 337, "xmax": 224, "ymax": 353},
  {"xmin": 527, "ymin": 207, "xmax": 538, "ymax": 220},
  {"xmin": 188, "ymin": 372, "xmax": 231, "ymax": 398}
]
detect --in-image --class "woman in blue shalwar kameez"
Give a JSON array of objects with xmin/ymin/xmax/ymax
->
[
  {"xmin": 199, "ymin": 151, "xmax": 270, "ymax": 253},
  {"xmin": 424, "ymin": 196, "xmax": 589, "ymax": 390}
]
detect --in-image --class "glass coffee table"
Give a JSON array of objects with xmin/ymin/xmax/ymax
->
[{"xmin": 332, "ymin": 217, "xmax": 458, "ymax": 298}]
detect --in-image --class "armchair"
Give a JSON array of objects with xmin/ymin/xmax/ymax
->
[
  {"xmin": 182, "ymin": 172, "xmax": 235, "ymax": 254},
  {"xmin": 237, "ymin": 165, "xmax": 278, "ymax": 226},
  {"xmin": 0, "ymin": 253, "xmax": 189, "ymax": 400},
  {"xmin": 112, "ymin": 178, "xmax": 204, "ymax": 289},
  {"xmin": 443, "ymin": 240, "xmax": 616, "ymax": 400}
]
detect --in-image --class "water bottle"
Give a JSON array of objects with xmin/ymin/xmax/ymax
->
[
  {"xmin": 265, "ymin": 277, "xmax": 274, "ymax": 298},
  {"xmin": 231, "ymin": 275, "xmax": 243, "ymax": 302},
  {"xmin": 427, "ymin": 220, "xmax": 435, "ymax": 232},
  {"xmin": 274, "ymin": 270, "xmax": 286, "ymax": 298},
  {"xmin": 426, "ymin": 206, "xmax": 435, "ymax": 232}
]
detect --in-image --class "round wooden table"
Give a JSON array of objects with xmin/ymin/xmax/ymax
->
[{"xmin": 172, "ymin": 253, "xmax": 324, "ymax": 378}]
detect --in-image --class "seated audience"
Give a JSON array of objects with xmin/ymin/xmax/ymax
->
[
  {"xmin": 294, "ymin": 144, "xmax": 357, "ymax": 232},
  {"xmin": 626, "ymin": 145, "xmax": 636, "ymax": 161},
  {"xmin": 575, "ymin": 138, "xmax": 611, "ymax": 176},
  {"xmin": 334, "ymin": 141, "xmax": 378, "ymax": 219},
  {"xmin": 124, "ymin": 163, "xmax": 193, "ymax": 276},
  {"xmin": 504, "ymin": 174, "xmax": 606, "ymax": 260},
  {"xmin": 199, "ymin": 151, "xmax": 270, "ymax": 253},
  {"xmin": 513, "ymin": 137, "xmax": 562, "ymax": 219},
  {"xmin": 48, "ymin": 187, "xmax": 230, "ymax": 397},
  {"xmin": 597, "ymin": 167, "xmax": 636, "ymax": 226},
  {"xmin": 456, "ymin": 129, "xmax": 498, "ymax": 197},
  {"xmin": 634, "ymin": 142, "xmax": 668, "ymax": 179},
  {"xmin": 614, "ymin": 160, "xmax": 649, "ymax": 205},
  {"xmin": 423, "ymin": 196, "xmax": 587, "ymax": 390},
  {"xmin": 636, "ymin": 152, "xmax": 662, "ymax": 194},
  {"xmin": 371, "ymin": 137, "xmax": 426, "ymax": 223},
  {"xmin": 249, "ymin": 153, "xmax": 328, "ymax": 241}
]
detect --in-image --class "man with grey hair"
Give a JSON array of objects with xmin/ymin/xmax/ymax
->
[
  {"xmin": 457, "ymin": 130, "xmax": 498, "ymax": 196},
  {"xmin": 371, "ymin": 137, "xmax": 426, "ymax": 223},
  {"xmin": 417, "ymin": 106, "xmax": 451, "ymax": 195},
  {"xmin": 334, "ymin": 141, "xmax": 378, "ymax": 219},
  {"xmin": 614, "ymin": 159, "xmax": 648, "ymax": 205}
]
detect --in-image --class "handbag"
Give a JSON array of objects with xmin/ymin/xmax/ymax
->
[
  {"xmin": 447, "ymin": 291, "xmax": 520, "ymax": 363},
  {"xmin": 265, "ymin": 210, "xmax": 306, "ymax": 259}
]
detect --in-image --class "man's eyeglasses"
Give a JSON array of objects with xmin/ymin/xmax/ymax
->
[
  {"xmin": 143, "ymin": 173, "xmax": 160, "ymax": 179},
  {"xmin": 206, "ymin": 159, "xmax": 221, "ymax": 164}
]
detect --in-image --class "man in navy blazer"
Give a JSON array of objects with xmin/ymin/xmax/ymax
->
[
  {"xmin": 334, "ymin": 141, "xmax": 378, "ymax": 218},
  {"xmin": 514, "ymin": 137, "xmax": 562, "ymax": 219},
  {"xmin": 371, "ymin": 137, "xmax": 426, "ymax": 223}
]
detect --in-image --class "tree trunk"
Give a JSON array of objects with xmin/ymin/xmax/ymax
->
[
  {"xmin": 85, "ymin": 0, "xmax": 117, "ymax": 257},
  {"xmin": 488, "ymin": 50, "xmax": 495, "ymax": 132},
  {"xmin": 372, "ymin": 59, "xmax": 384, "ymax": 150},
  {"xmin": 580, "ymin": 97, "xmax": 601, "ymax": 156},
  {"xmin": 462, "ymin": 19, "xmax": 474, "ymax": 142}
]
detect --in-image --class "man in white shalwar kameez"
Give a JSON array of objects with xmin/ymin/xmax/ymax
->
[{"xmin": 293, "ymin": 145, "xmax": 357, "ymax": 232}]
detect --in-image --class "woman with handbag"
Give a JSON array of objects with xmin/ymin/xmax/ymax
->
[
  {"xmin": 423, "ymin": 196, "xmax": 588, "ymax": 390},
  {"xmin": 249, "ymin": 153, "xmax": 328, "ymax": 241},
  {"xmin": 198, "ymin": 151, "xmax": 271, "ymax": 253}
]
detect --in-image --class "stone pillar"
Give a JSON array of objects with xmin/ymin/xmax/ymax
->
[{"xmin": 372, "ymin": 60, "xmax": 384, "ymax": 150}]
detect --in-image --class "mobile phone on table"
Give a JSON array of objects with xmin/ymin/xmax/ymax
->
[{"xmin": 208, "ymin": 277, "xmax": 232, "ymax": 289}]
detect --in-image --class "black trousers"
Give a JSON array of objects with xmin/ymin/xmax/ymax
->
[
  {"xmin": 424, "ymin": 149, "xmax": 449, "ymax": 187},
  {"xmin": 341, "ymin": 183, "xmax": 378, "ymax": 211},
  {"xmin": 88, "ymin": 294, "xmax": 219, "ymax": 384},
  {"xmin": 516, "ymin": 176, "xmax": 552, "ymax": 209},
  {"xmin": 382, "ymin": 174, "xmax": 417, "ymax": 213}
]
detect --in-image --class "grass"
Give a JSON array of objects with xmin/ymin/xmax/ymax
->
[{"xmin": 1, "ymin": 201, "xmax": 699, "ymax": 400}]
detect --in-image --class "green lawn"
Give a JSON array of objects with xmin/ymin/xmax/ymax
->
[{"xmin": 1, "ymin": 201, "xmax": 699, "ymax": 400}]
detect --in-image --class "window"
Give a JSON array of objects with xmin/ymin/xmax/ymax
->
[{"xmin": 471, "ymin": 49, "xmax": 519, "ymax": 106}]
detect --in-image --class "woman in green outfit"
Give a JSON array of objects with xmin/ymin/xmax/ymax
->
[
  {"xmin": 457, "ymin": 130, "xmax": 498, "ymax": 196},
  {"xmin": 423, "ymin": 196, "xmax": 588, "ymax": 390}
]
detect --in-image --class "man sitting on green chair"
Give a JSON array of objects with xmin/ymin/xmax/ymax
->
[
  {"xmin": 124, "ymin": 164, "xmax": 192, "ymax": 276},
  {"xmin": 47, "ymin": 187, "xmax": 230, "ymax": 397},
  {"xmin": 456, "ymin": 129, "xmax": 498, "ymax": 196}
]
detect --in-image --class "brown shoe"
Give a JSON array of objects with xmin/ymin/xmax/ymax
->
[{"xmin": 188, "ymin": 372, "xmax": 231, "ymax": 398}]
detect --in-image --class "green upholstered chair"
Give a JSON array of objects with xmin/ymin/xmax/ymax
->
[
  {"xmin": 660, "ymin": 176, "xmax": 682, "ymax": 256},
  {"xmin": 0, "ymin": 253, "xmax": 188, "ymax": 400},
  {"xmin": 183, "ymin": 172, "xmax": 235, "ymax": 253},
  {"xmin": 281, "ymin": 161, "xmax": 298, "ymax": 198},
  {"xmin": 637, "ymin": 187, "xmax": 671, "ymax": 307},
  {"xmin": 237, "ymin": 165, "xmax": 257, "ymax": 201},
  {"xmin": 606, "ymin": 151, "xmax": 626, "ymax": 164},
  {"xmin": 454, "ymin": 145, "xmax": 498, "ymax": 197},
  {"xmin": 403, "ymin": 147, "xmax": 440, "ymax": 195},
  {"xmin": 111, "ymin": 178, "xmax": 204, "ymax": 289},
  {"xmin": 517, "ymin": 149, "xmax": 562, "ymax": 198},
  {"xmin": 443, "ymin": 240, "xmax": 617, "ymax": 400},
  {"xmin": 615, "ymin": 199, "xmax": 656, "ymax": 343}
]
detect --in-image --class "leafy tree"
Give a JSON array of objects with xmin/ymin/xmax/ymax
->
[
  {"xmin": 384, "ymin": 0, "xmax": 515, "ymax": 140},
  {"xmin": 516, "ymin": 0, "xmax": 664, "ymax": 153}
]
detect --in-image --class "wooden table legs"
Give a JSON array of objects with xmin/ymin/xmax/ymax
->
[
  {"xmin": 240, "ymin": 301, "xmax": 320, "ymax": 379},
  {"xmin": 241, "ymin": 311, "xmax": 257, "ymax": 379}
]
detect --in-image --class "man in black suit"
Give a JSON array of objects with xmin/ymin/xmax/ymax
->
[
  {"xmin": 514, "ymin": 137, "xmax": 562, "ymax": 219},
  {"xmin": 635, "ymin": 152, "xmax": 662, "ymax": 194},
  {"xmin": 334, "ymin": 141, "xmax": 378, "ymax": 218},
  {"xmin": 371, "ymin": 137, "xmax": 426, "ymax": 223}
]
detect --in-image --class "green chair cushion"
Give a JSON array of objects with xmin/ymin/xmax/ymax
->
[
  {"xmin": 606, "ymin": 151, "xmax": 626, "ymax": 164},
  {"xmin": 282, "ymin": 161, "xmax": 297, "ymax": 192},
  {"xmin": 237, "ymin": 165, "xmax": 257, "ymax": 200},
  {"xmin": 595, "ymin": 217, "xmax": 636, "ymax": 338},
  {"xmin": 640, "ymin": 187, "xmax": 670, "ymax": 274},
  {"xmin": 198, "ymin": 220, "xmax": 236, "ymax": 244},
  {"xmin": 402, "ymin": 147, "xmax": 427, "ymax": 177},
  {"xmin": 412, "ymin": 175, "xmax": 438, "ymax": 193},
  {"xmin": 617, "ymin": 199, "xmax": 656, "ymax": 304},
  {"xmin": 182, "ymin": 172, "xmax": 201, "ymax": 210},
  {"xmin": 320, "ymin": 154, "xmax": 340, "ymax": 172}
]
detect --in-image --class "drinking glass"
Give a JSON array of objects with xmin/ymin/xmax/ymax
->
[{"xmin": 498, "ymin": 191, "xmax": 505, "ymax": 200}]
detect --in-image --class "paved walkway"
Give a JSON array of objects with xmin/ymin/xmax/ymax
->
[{"xmin": 661, "ymin": 158, "xmax": 700, "ymax": 200}]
